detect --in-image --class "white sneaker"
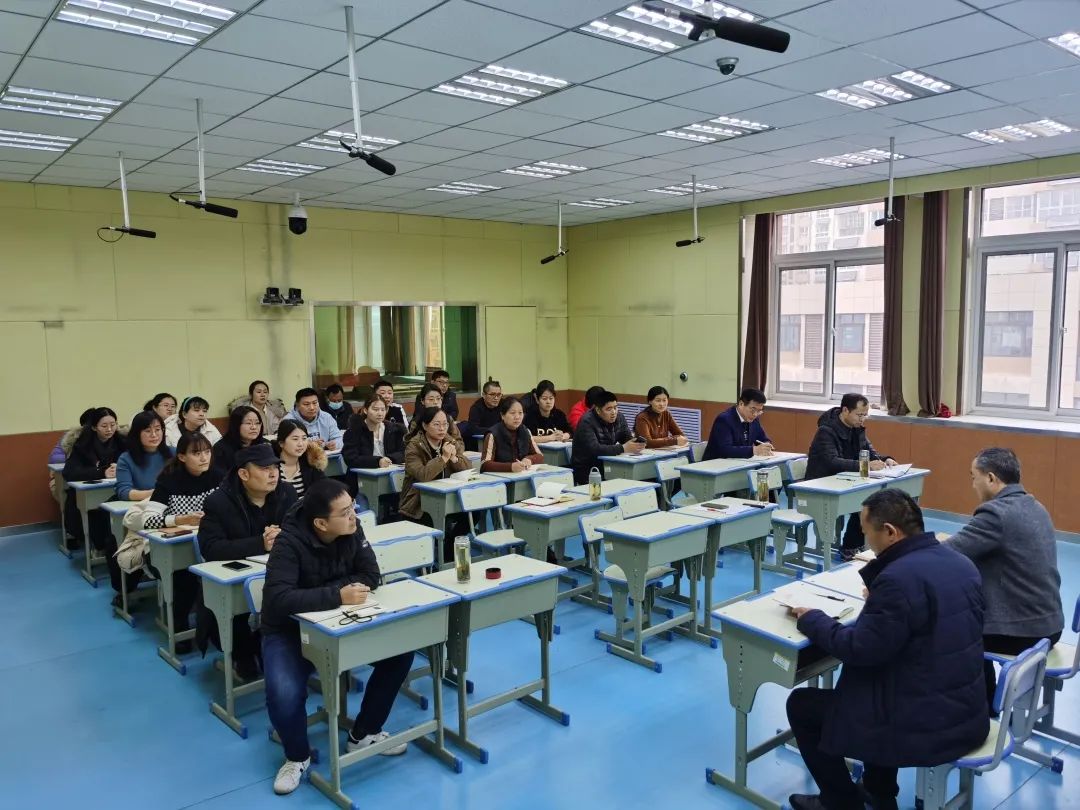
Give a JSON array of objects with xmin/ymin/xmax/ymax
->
[
  {"xmin": 347, "ymin": 730, "xmax": 407, "ymax": 756},
  {"xmin": 273, "ymin": 757, "xmax": 310, "ymax": 795}
]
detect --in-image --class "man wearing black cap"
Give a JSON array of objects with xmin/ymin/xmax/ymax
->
[{"xmin": 199, "ymin": 443, "xmax": 298, "ymax": 678}]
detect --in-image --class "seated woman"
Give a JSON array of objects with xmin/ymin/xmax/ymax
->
[
  {"xmin": 523, "ymin": 381, "xmax": 571, "ymax": 443},
  {"xmin": 63, "ymin": 407, "xmax": 127, "ymax": 590},
  {"xmin": 343, "ymin": 396, "xmax": 405, "ymax": 470},
  {"xmin": 211, "ymin": 406, "xmax": 267, "ymax": 478},
  {"xmin": 141, "ymin": 393, "xmax": 177, "ymax": 425},
  {"xmin": 165, "ymin": 396, "xmax": 222, "ymax": 448},
  {"xmin": 140, "ymin": 432, "xmax": 223, "ymax": 652},
  {"xmin": 634, "ymin": 386, "xmax": 689, "ymax": 449},
  {"xmin": 273, "ymin": 419, "xmax": 327, "ymax": 499},
  {"xmin": 228, "ymin": 380, "xmax": 285, "ymax": 436},
  {"xmin": 405, "ymin": 384, "xmax": 466, "ymax": 444},
  {"xmin": 399, "ymin": 407, "xmax": 472, "ymax": 560},
  {"xmin": 480, "ymin": 396, "xmax": 544, "ymax": 473},
  {"xmin": 116, "ymin": 410, "xmax": 173, "ymax": 501}
]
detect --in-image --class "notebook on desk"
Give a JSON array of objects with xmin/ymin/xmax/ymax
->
[
  {"xmin": 870, "ymin": 463, "xmax": 913, "ymax": 478},
  {"xmin": 520, "ymin": 481, "xmax": 574, "ymax": 507}
]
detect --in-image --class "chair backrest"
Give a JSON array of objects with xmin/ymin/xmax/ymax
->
[
  {"xmin": 457, "ymin": 480, "xmax": 508, "ymax": 512},
  {"xmin": 192, "ymin": 533, "xmax": 205, "ymax": 565},
  {"xmin": 355, "ymin": 508, "xmax": 377, "ymax": 535},
  {"xmin": 787, "ymin": 457, "xmax": 808, "ymax": 482},
  {"xmin": 983, "ymin": 639, "xmax": 1049, "ymax": 770},
  {"xmin": 243, "ymin": 572, "xmax": 266, "ymax": 615},
  {"xmin": 531, "ymin": 468, "xmax": 574, "ymax": 494},
  {"xmin": 616, "ymin": 487, "xmax": 659, "ymax": 518},
  {"xmin": 578, "ymin": 506, "xmax": 623, "ymax": 544},
  {"xmin": 389, "ymin": 468, "xmax": 406, "ymax": 493},
  {"xmin": 744, "ymin": 465, "xmax": 784, "ymax": 496},
  {"xmin": 1071, "ymin": 592, "xmax": 1080, "ymax": 634},
  {"xmin": 654, "ymin": 457, "xmax": 683, "ymax": 484},
  {"xmin": 691, "ymin": 441, "xmax": 707, "ymax": 463}
]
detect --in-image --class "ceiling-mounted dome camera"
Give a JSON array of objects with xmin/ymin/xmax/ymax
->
[
  {"xmin": 716, "ymin": 56, "xmax": 739, "ymax": 75},
  {"xmin": 288, "ymin": 193, "xmax": 307, "ymax": 236}
]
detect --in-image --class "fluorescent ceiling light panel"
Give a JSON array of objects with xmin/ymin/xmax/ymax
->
[
  {"xmin": 55, "ymin": 0, "xmax": 235, "ymax": 45},
  {"xmin": 569, "ymin": 197, "xmax": 633, "ymax": 209},
  {"xmin": 0, "ymin": 86, "xmax": 122, "ymax": 121},
  {"xmin": 963, "ymin": 119, "xmax": 1074, "ymax": 145},
  {"xmin": 237, "ymin": 158, "xmax": 324, "ymax": 177},
  {"xmin": 0, "ymin": 128, "xmax": 77, "ymax": 152},
  {"xmin": 501, "ymin": 161, "xmax": 588, "ymax": 179},
  {"xmin": 648, "ymin": 181, "xmax": 722, "ymax": 195},
  {"xmin": 659, "ymin": 114, "xmax": 772, "ymax": 143},
  {"xmin": 1048, "ymin": 31, "xmax": 1080, "ymax": 58},
  {"xmin": 426, "ymin": 182, "xmax": 502, "ymax": 195},
  {"xmin": 298, "ymin": 129, "xmax": 400, "ymax": 153},
  {"xmin": 811, "ymin": 148, "xmax": 905, "ymax": 168},
  {"xmin": 433, "ymin": 64, "xmax": 569, "ymax": 107},
  {"xmin": 817, "ymin": 70, "xmax": 953, "ymax": 109},
  {"xmin": 580, "ymin": 1, "xmax": 759, "ymax": 53}
]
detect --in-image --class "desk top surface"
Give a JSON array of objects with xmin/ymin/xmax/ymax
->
[
  {"xmin": 674, "ymin": 498, "xmax": 777, "ymax": 524},
  {"xmin": 714, "ymin": 580, "xmax": 865, "ymax": 650},
  {"xmin": 598, "ymin": 510, "xmax": 711, "ymax": 542},
  {"xmin": 190, "ymin": 559, "xmax": 265, "ymax": 585},
  {"xmin": 100, "ymin": 500, "xmax": 141, "ymax": 515},
  {"xmin": 413, "ymin": 473, "xmax": 501, "ymax": 493},
  {"xmin": 296, "ymin": 578, "xmax": 457, "ymax": 637},
  {"xmin": 48, "ymin": 462, "xmax": 65, "ymax": 473},
  {"xmin": 139, "ymin": 528, "xmax": 199, "ymax": 545},
  {"xmin": 567, "ymin": 478, "xmax": 660, "ymax": 497},
  {"xmin": 485, "ymin": 464, "xmax": 564, "ymax": 480},
  {"xmin": 675, "ymin": 458, "xmax": 759, "ymax": 475},
  {"xmin": 418, "ymin": 554, "xmax": 565, "ymax": 601},
  {"xmin": 364, "ymin": 520, "xmax": 443, "ymax": 543},
  {"xmin": 599, "ymin": 447, "xmax": 687, "ymax": 463},
  {"xmin": 68, "ymin": 478, "xmax": 117, "ymax": 491},
  {"xmin": 350, "ymin": 464, "xmax": 405, "ymax": 477},
  {"xmin": 504, "ymin": 493, "xmax": 612, "ymax": 517},
  {"xmin": 803, "ymin": 561, "xmax": 867, "ymax": 598},
  {"xmin": 789, "ymin": 468, "xmax": 930, "ymax": 494}
]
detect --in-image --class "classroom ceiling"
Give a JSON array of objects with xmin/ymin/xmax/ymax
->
[{"xmin": 0, "ymin": 0, "xmax": 1078, "ymax": 225}]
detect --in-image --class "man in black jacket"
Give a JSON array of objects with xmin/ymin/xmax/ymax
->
[
  {"xmin": 262, "ymin": 479, "xmax": 413, "ymax": 796},
  {"xmin": 806, "ymin": 394, "xmax": 895, "ymax": 560},
  {"xmin": 570, "ymin": 390, "xmax": 644, "ymax": 484},
  {"xmin": 199, "ymin": 444, "xmax": 298, "ymax": 677}
]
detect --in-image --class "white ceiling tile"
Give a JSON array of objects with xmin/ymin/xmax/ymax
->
[
  {"xmin": 279, "ymin": 73, "xmax": 415, "ymax": 110},
  {"xmin": 754, "ymin": 161, "xmax": 836, "ymax": 179},
  {"xmin": 604, "ymin": 156, "xmax": 701, "ymax": 177},
  {"xmin": 519, "ymin": 87, "xmax": 643, "ymax": 121},
  {"xmin": 588, "ymin": 57, "xmax": 727, "ymax": 100},
  {"xmin": 0, "ymin": 9, "xmax": 42, "ymax": 53},
  {"xmin": 671, "ymin": 24, "xmax": 840, "ymax": 77},
  {"xmin": 378, "ymin": 143, "xmax": 469, "ymax": 164},
  {"xmin": 376, "ymin": 92, "xmax": 495, "ymax": 126},
  {"xmin": 926, "ymin": 144, "xmax": 1026, "ymax": 166},
  {"xmin": 271, "ymin": 177, "xmax": 357, "ymax": 195},
  {"xmin": 890, "ymin": 157, "xmax": 951, "ymax": 175},
  {"xmin": 736, "ymin": 0, "xmax": 836, "ymax": 16},
  {"xmin": 899, "ymin": 134, "xmax": 986, "ymax": 157},
  {"xmin": 325, "ymin": 40, "xmax": 482, "ymax": 90},
  {"xmin": 735, "ymin": 94, "xmax": 844, "ymax": 127},
  {"xmin": 1005, "ymin": 134, "xmax": 1080, "ymax": 157},
  {"xmin": 70, "ymin": 140, "xmax": 174, "ymax": 161},
  {"xmin": 51, "ymin": 152, "xmax": 147, "ymax": 171},
  {"xmin": 442, "ymin": 153, "xmax": 524, "ymax": 171},
  {"xmin": 977, "ymin": 66, "xmax": 1080, "ymax": 105},
  {"xmin": 785, "ymin": 110, "xmax": 912, "ymax": 140},
  {"xmin": 405, "ymin": 164, "xmax": 483, "ymax": 182},
  {"xmin": 1017, "ymin": 93, "xmax": 1080, "ymax": 123},
  {"xmin": 701, "ymin": 153, "xmax": 780, "ymax": 172},
  {"xmin": 206, "ymin": 16, "xmax": 357, "ymax": 69},
  {"xmin": 348, "ymin": 113, "xmax": 448, "ymax": 142},
  {"xmin": 167, "ymin": 51, "xmax": 314, "ymax": 95},
  {"xmin": 860, "ymin": 13, "xmax": 1031, "ymax": 68},
  {"xmin": 668, "ymin": 77, "xmax": 800, "ymax": 115},
  {"xmin": 0, "ymin": 50, "xmax": 16, "ymax": 85},
  {"xmin": 497, "ymin": 32, "xmax": 654, "ymax": 84},
  {"xmin": 0, "ymin": 161, "xmax": 41, "ymax": 176},
  {"xmin": 0, "ymin": 147, "xmax": 62, "ymax": 166},
  {"xmin": 599, "ymin": 133, "xmax": 699, "ymax": 157},
  {"xmin": 261, "ymin": 145, "xmax": 352, "ymax": 167},
  {"xmin": 924, "ymin": 41, "xmax": 1077, "ymax": 89},
  {"xmin": 886, "ymin": 90, "xmax": 1001, "ymax": 122},
  {"xmin": 386, "ymin": 0, "xmax": 562, "ymax": 62},
  {"xmin": 987, "ymin": 0, "xmax": 1080, "ymax": 38},
  {"xmin": 251, "ymin": 0, "xmax": 446, "ymax": 37},
  {"xmin": 92, "ymin": 122, "xmax": 196, "ymax": 149},
  {"xmin": 0, "ymin": 2, "xmax": 55, "ymax": 16},
  {"xmin": 243, "ymin": 98, "xmax": 354, "ymax": 129},
  {"xmin": 489, "ymin": 139, "xmax": 586, "ymax": 160},
  {"xmin": 646, "ymin": 142, "xmax": 754, "ymax": 165},
  {"xmin": 572, "ymin": 168, "xmax": 638, "ymax": 184},
  {"xmin": 766, "ymin": 137, "xmax": 867, "ymax": 161},
  {"xmin": 777, "ymin": 0, "xmax": 972, "ymax": 44},
  {"xmin": 191, "ymin": 177, "xmax": 271, "ymax": 194},
  {"xmin": 471, "ymin": 108, "xmax": 578, "ymax": 137},
  {"xmin": 8, "ymin": 57, "xmax": 154, "ymax": 102},
  {"xmin": 923, "ymin": 105, "xmax": 1043, "ymax": 136},
  {"xmin": 536, "ymin": 122, "xmax": 640, "ymax": 148},
  {"xmin": 29, "ymin": 19, "xmax": 189, "ymax": 74},
  {"xmin": 107, "ymin": 102, "xmax": 228, "ymax": 132},
  {"xmin": 591, "ymin": 102, "xmax": 707, "ymax": 134},
  {"xmin": 415, "ymin": 127, "xmax": 518, "ymax": 151},
  {"xmin": 209, "ymin": 117, "xmax": 323, "ymax": 146},
  {"xmin": 135, "ymin": 78, "xmax": 267, "ymax": 117},
  {"xmin": 561, "ymin": 148, "xmax": 648, "ymax": 168},
  {"xmin": 751, "ymin": 48, "xmax": 903, "ymax": 92},
  {"xmin": 0, "ymin": 108, "xmax": 98, "ymax": 138},
  {"xmin": 35, "ymin": 166, "xmax": 121, "ymax": 184}
]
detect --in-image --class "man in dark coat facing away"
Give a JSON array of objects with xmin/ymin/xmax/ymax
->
[{"xmin": 785, "ymin": 489, "xmax": 988, "ymax": 810}]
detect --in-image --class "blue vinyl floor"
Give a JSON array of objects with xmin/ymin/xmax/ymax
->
[{"xmin": 1, "ymin": 515, "xmax": 1076, "ymax": 810}]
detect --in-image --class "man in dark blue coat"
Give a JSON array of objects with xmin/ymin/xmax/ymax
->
[
  {"xmin": 785, "ymin": 489, "xmax": 988, "ymax": 810},
  {"xmin": 703, "ymin": 387, "xmax": 774, "ymax": 460}
]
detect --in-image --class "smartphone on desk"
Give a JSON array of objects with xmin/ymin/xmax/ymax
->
[
  {"xmin": 159, "ymin": 528, "xmax": 193, "ymax": 538},
  {"xmin": 222, "ymin": 561, "xmax": 252, "ymax": 572}
]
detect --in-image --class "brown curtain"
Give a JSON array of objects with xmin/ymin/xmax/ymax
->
[
  {"xmin": 741, "ymin": 212, "xmax": 772, "ymax": 392},
  {"xmin": 918, "ymin": 191, "xmax": 948, "ymax": 417},
  {"xmin": 881, "ymin": 196, "xmax": 909, "ymax": 415}
]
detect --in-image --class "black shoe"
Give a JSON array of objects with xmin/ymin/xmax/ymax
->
[
  {"xmin": 789, "ymin": 795, "xmax": 829, "ymax": 810},
  {"xmin": 856, "ymin": 781, "xmax": 898, "ymax": 810}
]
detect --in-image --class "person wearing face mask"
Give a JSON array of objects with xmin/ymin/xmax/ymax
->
[
  {"xmin": 635, "ymin": 386, "xmax": 689, "ymax": 450},
  {"xmin": 262, "ymin": 480, "xmax": 414, "ymax": 795},
  {"xmin": 63, "ymin": 407, "xmax": 127, "ymax": 575},
  {"xmin": 116, "ymin": 410, "xmax": 173, "ymax": 501},
  {"xmin": 273, "ymin": 419, "xmax": 327, "ymax": 500},
  {"xmin": 199, "ymin": 443, "xmax": 298, "ymax": 678},
  {"xmin": 480, "ymin": 396, "xmax": 543, "ymax": 473},
  {"xmin": 165, "ymin": 395, "xmax": 222, "ymax": 448},
  {"xmin": 211, "ymin": 406, "xmax": 267, "ymax": 479},
  {"xmin": 230, "ymin": 380, "xmax": 284, "ymax": 436},
  {"xmin": 323, "ymin": 383, "xmax": 353, "ymax": 431},
  {"xmin": 285, "ymin": 387, "xmax": 343, "ymax": 451},
  {"xmin": 571, "ymin": 391, "xmax": 644, "ymax": 485},
  {"xmin": 523, "ymin": 381, "xmax": 571, "ymax": 443}
]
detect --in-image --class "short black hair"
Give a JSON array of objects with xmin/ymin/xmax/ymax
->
[
  {"xmin": 594, "ymin": 390, "xmax": 617, "ymax": 408},
  {"xmin": 373, "ymin": 379, "xmax": 393, "ymax": 391},
  {"xmin": 584, "ymin": 385, "xmax": 605, "ymax": 408},
  {"xmin": 143, "ymin": 393, "xmax": 175, "ymax": 412},
  {"xmin": 127, "ymin": 410, "xmax": 170, "ymax": 465},
  {"xmin": 248, "ymin": 380, "xmax": 268, "ymax": 398},
  {"xmin": 181, "ymin": 395, "xmax": 209, "ymax": 413},
  {"xmin": 304, "ymin": 479, "xmax": 352, "ymax": 533},
  {"xmin": 416, "ymin": 383, "xmax": 441, "ymax": 404},
  {"xmin": 861, "ymin": 489, "xmax": 924, "ymax": 537},
  {"xmin": 499, "ymin": 395, "xmax": 522, "ymax": 415},
  {"xmin": 647, "ymin": 385, "xmax": 669, "ymax": 401},
  {"xmin": 534, "ymin": 380, "xmax": 556, "ymax": 399},
  {"xmin": 325, "ymin": 383, "xmax": 344, "ymax": 396},
  {"xmin": 483, "ymin": 380, "xmax": 501, "ymax": 394},
  {"xmin": 739, "ymin": 388, "xmax": 766, "ymax": 406},
  {"xmin": 223, "ymin": 405, "xmax": 266, "ymax": 450},
  {"xmin": 840, "ymin": 393, "xmax": 869, "ymax": 412},
  {"xmin": 294, "ymin": 387, "xmax": 319, "ymax": 403},
  {"xmin": 973, "ymin": 447, "xmax": 1021, "ymax": 485},
  {"xmin": 431, "ymin": 369, "xmax": 449, "ymax": 381}
]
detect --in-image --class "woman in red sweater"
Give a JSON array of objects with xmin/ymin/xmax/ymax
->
[{"xmin": 635, "ymin": 386, "xmax": 689, "ymax": 449}]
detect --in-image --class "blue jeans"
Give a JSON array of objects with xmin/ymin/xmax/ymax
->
[{"xmin": 262, "ymin": 630, "xmax": 414, "ymax": 762}]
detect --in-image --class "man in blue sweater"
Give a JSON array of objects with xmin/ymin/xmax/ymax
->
[
  {"xmin": 786, "ymin": 490, "xmax": 987, "ymax": 810},
  {"xmin": 703, "ymin": 388, "xmax": 774, "ymax": 460}
]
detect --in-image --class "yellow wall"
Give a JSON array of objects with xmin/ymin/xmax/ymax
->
[
  {"xmin": 0, "ymin": 181, "xmax": 562, "ymax": 434},
  {"xmin": 566, "ymin": 153, "xmax": 1080, "ymax": 406}
]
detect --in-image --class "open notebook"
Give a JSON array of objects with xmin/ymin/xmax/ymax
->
[
  {"xmin": 296, "ymin": 596, "xmax": 382, "ymax": 624},
  {"xmin": 870, "ymin": 463, "xmax": 913, "ymax": 478},
  {"xmin": 520, "ymin": 481, "xmax": 575, "ymax": 507}
]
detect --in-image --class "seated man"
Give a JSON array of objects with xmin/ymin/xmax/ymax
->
[
  {"xmin": 199, "ymin": 444, "xmax": 298, "ymax": 678},
  {"xmin": 946, "ymin": 447, "xmax": 1064, "ymax": 703},
  {"xmin": 703, "ymin": 387, "xmax": 774, "ymax": 460},
  {"xmin": 323, "ymin": 383, "xmax": 353, "ymax": 431},
  {"xmin": 786, "ymin": 490, "xmax": 988, "ymax": 810},
  {"xmin": 286, "ymin": 388, "xmax": 343, "ymax": 451},
  {"xmin": 262, "ymin": 479, "xmax": 413, "ymax": 795},
  {"xmin": 570, "ymin": 390, "xmax": 644, "ymax": 485},
  {"xmin": 430, "ymin": 369, "xmax": 458, "ymax": 420},
  {"xmin": 465, "ymin": 380, "xmax": 503, "ymax": 441},
  {"xmin": 374, "ymin": 379, "xmax": 409, "ymax": 427},
  {"xmin": 806, "ymin": 393, "xmax": 895, "ymax": 560}
]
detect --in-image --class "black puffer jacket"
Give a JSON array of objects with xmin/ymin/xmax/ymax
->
[
  {"xmin": 261, "ymin": 501, "xmax": 381, "ymax": 637},
  {"xmin": 198, "ymin": 472, "xmax": 297, "ymax": 561},
  {"xmin": 805, "ymin": 406, "xmax": 886, "ymax": 480}
]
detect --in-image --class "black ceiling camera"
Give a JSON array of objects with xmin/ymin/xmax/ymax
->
[
  {"xmin": 716, "ymin": 56, "xmax": 738, "ymax": 75},
  {"xmin": 641, "ymin": 1, "xmax": 791, "ymax": 53},
  {"xmin": 288, "ymin": 193, "xmax": 307, "ymax": 236}
]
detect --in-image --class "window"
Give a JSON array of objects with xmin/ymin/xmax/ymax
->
[
  {"xmin": 777, "ymin": 268, "xmax": 826, "ymax": 394},
  {"xmin": 981, "ymin": 178, "xmax": 1080, "ymax": 237},
  {"xmin": 983, "ymin": 311, "xmax": 1033, "ymax": 357},
  {"xmin": 836, "ymin": 313, "xmax": 866, "ymax": 352},
  {"xmin": 776, "ymin": 202, "xmax": 885, "ymax": 254},
  {"xmin": 312, "ymin": 304, "xmax": 479, "ymax": 393},
  {"xmin": 780, "ymin": 314, "xmax": 801, "ymax": 351}
]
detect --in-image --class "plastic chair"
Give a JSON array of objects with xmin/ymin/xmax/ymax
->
[
  {"xmin": 654, "ymin": 457, "xmax": 692, "ymax": 509},
  {"xmin": 355, "ymin": 508, "xmax": 377, "ymax": 536},
  {"xmin": 691, "ymin": 441, "xmax": 707, "ymax": 463},
  {"xmin": 783, "ymin": 456, "xmax": 809, "ymax": 507},
  {"xmin": 915, "ymin": 639, "xmax": 1050, "ymax": 810},
  {"xmin": 243, "ymin": 572, "xmax": 266, "ymax": 616},
  {"xmin": 457, "ymin": 481, "xmax": 525, "ymax": 559},
  {"xmin": 615, "ymin": 487, "xmax": 659, "ymax": 519},
  {"xmin": 746, "ymin": 466, "xmax": 813, "ymax": 559},
  {"xmin": 985, "ymin": 594, "xmax": 1080, "ymax": 770},
  {"xmin": 576, "ymin": 507, "xmax": 622, "ymax": 609}
]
